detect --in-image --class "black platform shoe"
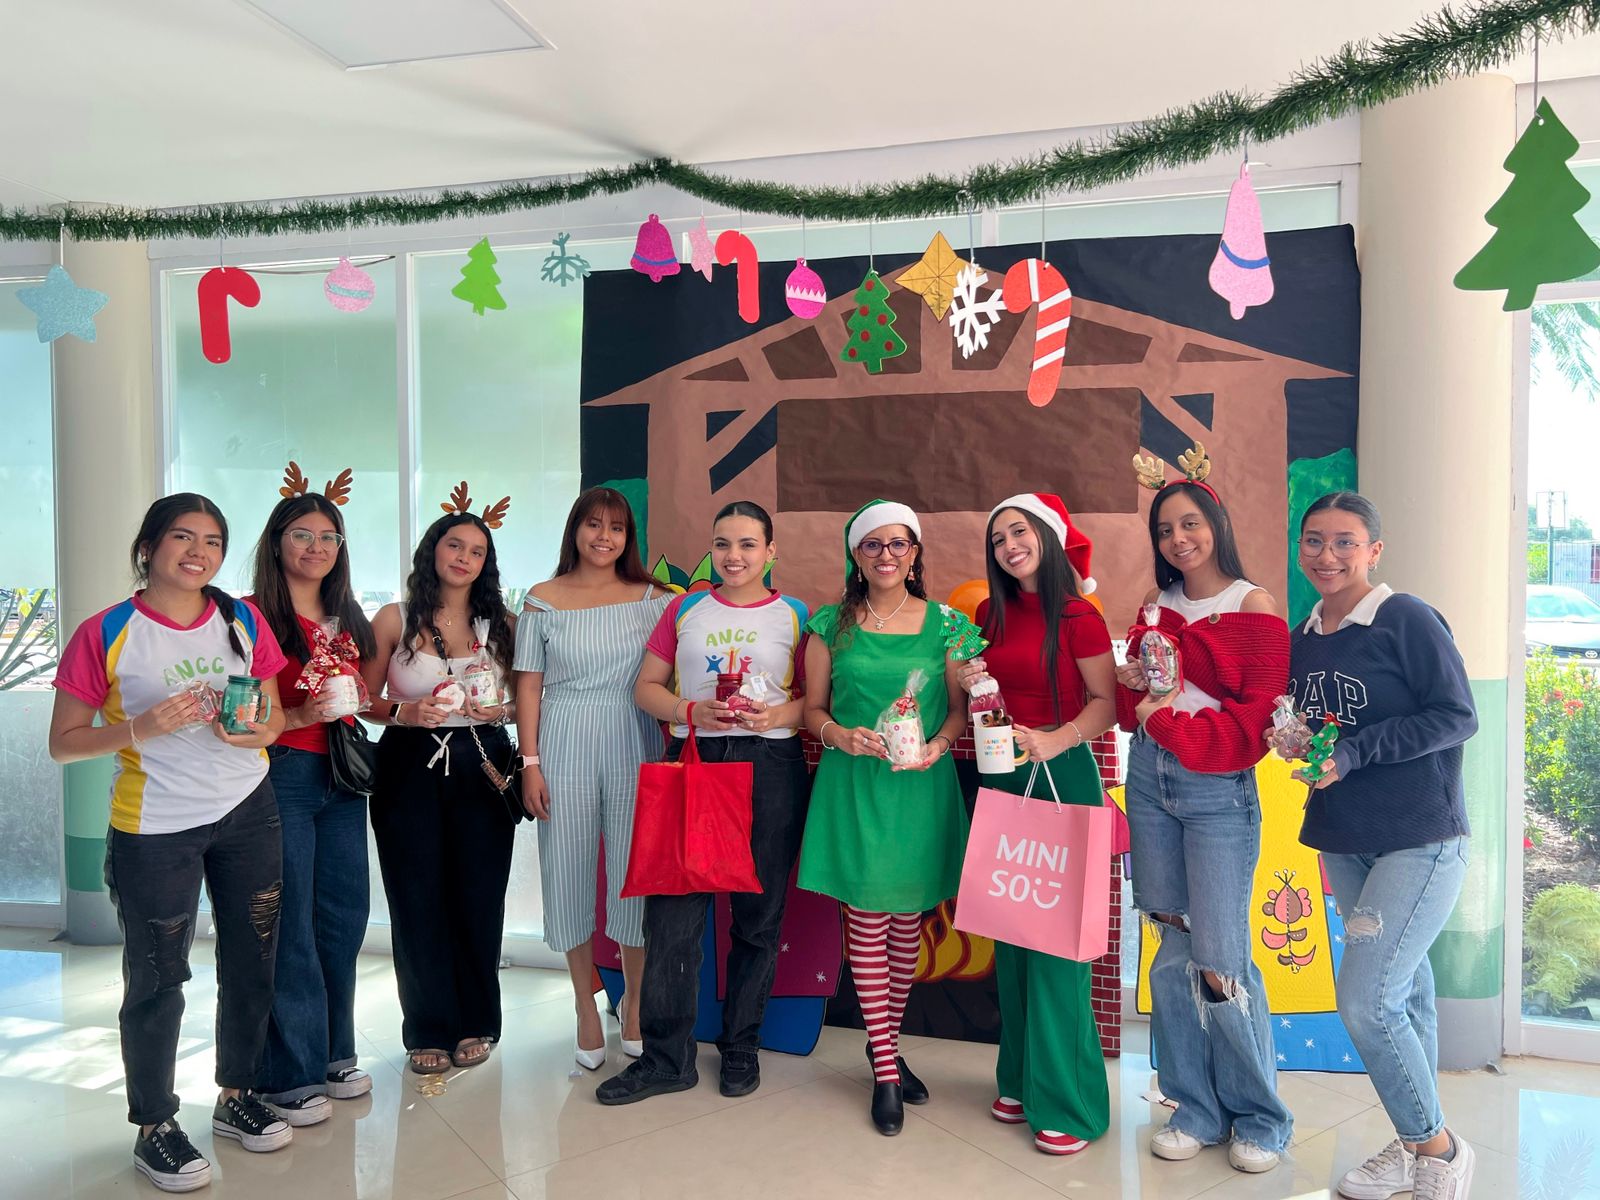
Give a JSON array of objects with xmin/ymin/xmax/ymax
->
[
  {"xmin": 871, "ymin": 1081, "xmax": 905, "ymax": 1135},
  {"xmin": 865, "ymin": 1044, "xmax": 928, "ymax": 1104}
]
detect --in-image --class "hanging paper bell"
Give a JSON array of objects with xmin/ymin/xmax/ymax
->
[
  {"xmin": 785, "ymin": 258, "xmax": 827, "ymax": 319},
  {"xmin": 323, "ymin": 257, "xmax": 376, "ymax": 313},
  {"xmin": 631, "ymin": 214, "xmax": 680, "ymax": 282},
  {"xmin": 1208, "ymin": 165, "xmax": 1273, "ymax": 320}
]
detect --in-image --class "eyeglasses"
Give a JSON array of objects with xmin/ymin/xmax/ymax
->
[
  {"xmin": 1298, "ymin": 536, "xmax": 1370, "ymax": 559},
  {"xmin": 857, "ymin": 538, "xmax": 914, "ymax": 559},
  {"xmin": 287, "ymin": 529, "xmax": 346, "ymax": 549}
]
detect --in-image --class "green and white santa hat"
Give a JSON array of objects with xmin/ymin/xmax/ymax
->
[{"xmin": 844, "ymin": 499, "xmax": 921, "ymax": 571}]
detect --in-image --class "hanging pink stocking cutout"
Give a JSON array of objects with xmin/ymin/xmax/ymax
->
[
  {"xmin": 197, "ymin": 267, "xmax": 261, "ymax": 364},
  {"xmin": 715, "ymin": 230, "xmax": 760, "ymax": 324},
  {"xmin": 1001, "ymin": 258, "xmax": 1073, "ymax": 406}
]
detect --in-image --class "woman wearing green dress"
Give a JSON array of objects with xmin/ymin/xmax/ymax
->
[{"xmin": 800, "ymin": 499, "xmax": 973, "ymax": 1137}]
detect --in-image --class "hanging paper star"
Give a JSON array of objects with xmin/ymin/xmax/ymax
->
[
  {"xmin": 895, "ymin": 231, "xmax": 968, "ymax": 320},
  {"xmin": 687, "ymin": 217, "xmax": 715, "ymax": 282},
  {"xmin": 17, "ymin": 266, "xmax": 108, "ymax": 343}
]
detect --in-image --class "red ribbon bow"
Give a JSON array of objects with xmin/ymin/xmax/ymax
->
[{"xmin": 296, "ymin": 627, "xmax": 360, "ymax": 696}]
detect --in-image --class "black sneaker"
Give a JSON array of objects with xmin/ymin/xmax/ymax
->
[
  {"xmin": 719, "ymin": 1050, "xmax": 760, "ymax": 1097},
  {"xmin": 133, "ymin": 1120, "xmax": 212, "ymax": 1192},
  {"xmin": 211, "ymin": 1092, "xmax": 293, "ymax": 1152},
  {"xmin": 594, "ymin": 1062, "xmax": 698, "ymax": 1106},
  {"xmin": 264, "ymin": 1093, "xmax": 332, "ymax": 1126},
  {"xmin": 326, "ymin": 1067, "xmax": 373, "ymax": 1099}
]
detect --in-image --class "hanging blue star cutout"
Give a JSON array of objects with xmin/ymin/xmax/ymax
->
[{"xmin": 17, "ymin": 266, "xmax": 108, "ymax": 343}]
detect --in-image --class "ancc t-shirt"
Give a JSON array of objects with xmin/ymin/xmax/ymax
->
[
  {"xmin": 977, "ymin": 592, "xmax": 1111, "ymax": 727},
  {"xmin": 644, "ymin": 588, "xmax": 808, "ymax": 739},
  {"xmin": 54, "ymin": 594, "xmax": 287, "ymax": 835}
]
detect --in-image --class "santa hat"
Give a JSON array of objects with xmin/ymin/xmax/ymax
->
[
  {"xmin": 844, "ymin": 499, "xmax": 922, "ymax": 572},
  {"xmin": 990, "ymin": 493, "xmax": 1097, "ymax": 594}
]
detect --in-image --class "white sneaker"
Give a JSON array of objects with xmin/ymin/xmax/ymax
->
[
  {"xmin": 1229, "ymin": 1139, "xmax": 1280, "ymax": 1173},
  {"xmin": 1412, "ymin": 1133, "xmax": 1476, "ymax": 1200},
  {"xmin": 1150, "ymin": 1124, "xmax": 1204, "ymax": 1160},
  {"xmin": 1339, "ymin": 1139, "xmax": 1417, "ymax": 1199},
  {"xmin": 265, "ymin": 1093, "xmax": 332, "ymax": 1126}
]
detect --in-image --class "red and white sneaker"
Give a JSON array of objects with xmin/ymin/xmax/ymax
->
[
  {"xmin": 1036, "ymin": 1130, "xmax": 1089, "ymax": 1156},
  {"xmin": 991, "ymin": 1096, "xmax": 1026, "ymax": 1124}
]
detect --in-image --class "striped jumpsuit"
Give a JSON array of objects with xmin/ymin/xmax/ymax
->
[{"xmin": 515, "ymin": 587, "xmax": 670, "ymax": 953}]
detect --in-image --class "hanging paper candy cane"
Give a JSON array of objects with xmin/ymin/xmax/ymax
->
[
  {"xmin": 1001, "ymin": 258, "xmax": 1072, "ymax": 406},
  {"xmin": 715, "ymin": 230, "xmax": 760, "ymax": 324},
  {"xmin": 197, "ymin": 266, "xmax": 261, "ymax": 364}
]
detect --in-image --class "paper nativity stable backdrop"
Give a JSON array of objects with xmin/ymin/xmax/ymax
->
[{"xmin": 582, "ymin": 224, "xmax": 1364, "ymax": 1071}]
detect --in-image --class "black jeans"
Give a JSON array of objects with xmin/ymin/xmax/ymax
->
[
  {"xmin": 638, "ymin": 734, "xmax": 810, "ymax": 1079},
  {"xmin": 370, "ymin": 725, "xmax": 516, "ymax": 1051},
  {"xmin": 104, "ymin": 777, "xmax": 283, "ymax": 1127}
]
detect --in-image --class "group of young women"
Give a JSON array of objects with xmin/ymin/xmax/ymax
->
[{"xmin": 48, "ymin": 458, "xmax": 1479, "ymax": 1200}]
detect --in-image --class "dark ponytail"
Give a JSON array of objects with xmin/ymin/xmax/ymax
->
[{"xmin": 130, "ymin": 493, "xmax": 244, "ymax": 660}]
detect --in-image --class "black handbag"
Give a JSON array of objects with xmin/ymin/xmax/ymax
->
[
  {"xmin": 431, "ymin": 630, "xmax": 524, "ymax": 823},
  {"xmin": 327, "ymin": 716, "xmax": 379, "ymax": 796}
]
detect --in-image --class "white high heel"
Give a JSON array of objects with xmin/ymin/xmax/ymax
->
[
  {"xmin": 575, "ymin": 1041, "xmax": 607, "ymax": 1071},
  {"xmin": 617, "ymin": 994, "xmax": 643, "ymax": 1059}
]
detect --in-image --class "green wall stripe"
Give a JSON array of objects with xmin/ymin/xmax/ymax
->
[
  {"xmin": 1429, "ymin": 927, "xmax": 1504, "ymax": 999},
  {"xmin": 63, "ymin": 757, "xmax": 112, "ymax": 840},
  {"xmin": 65, "ymin": 834, "xmax": 106, "ymax": 893}
]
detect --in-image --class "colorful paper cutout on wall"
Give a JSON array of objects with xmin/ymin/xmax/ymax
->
[
  {"xmin": 1001, "ymin": 258, "xmax": 1072, "ymax": 406},
  {"xmin": 839, "ymin": 268, "xmax": 906, "ymax": 372},
  {"xmin": 1455, "ymin": 97, "xmax": 1600, "ymax": 311},
  {"xmin": 322, "ymin": 256, "xmax": 376, "ymax": 313},
  {"xmin": 895, "ymin": 231, "xmax": 968, "ymax": 320},
  {"xmin": 631, "ymin": 214, "xmax": 681, "ymax": 282},
  {"xmin": 687, "ymin": 217, "xmax": 716, "ymax": 282},
  {"xmin": 1209, "ymin": 164, "xmax": 1274, "ymax": 320},
  {"xmin": 197, "ymin": 266, "xmax": 260, "ymax": 364},
  {"xmin": 947, "ymin": 263, "xmax": 1007, "ymax": 359},
  {"xmin": 715, "ymin": 230, "xmax": 761, "ymax": 323},
  {"xmin": 541, "ymin": 233, "xmax": 591, "ymax": 287},
  {"xmin": 785, "ymin": 258, "xmax": 827, "ymax": 319},
  {"xmin": 16, "ymin": 265, "xmax": 108, "ymax": 344},
  {"xmin": 452, "ymin": 238, "xmax": 507, "ymax": 315}
]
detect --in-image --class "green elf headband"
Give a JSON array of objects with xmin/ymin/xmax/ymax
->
[{"xmin": 844, "ymin": 499, "xmax": 922, "ymax": 575}]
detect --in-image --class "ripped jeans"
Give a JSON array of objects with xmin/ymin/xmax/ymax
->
[
  {"xmin": 105, "ymin": 778, "xmax": 283, "ymax": 1127},
  {"xmin": 1125, "ymin": 734, "xmax": 1293, "ymax": 1153},
  {"xmin": 1323, "ymin": 838, "xmax": 1468, "ymax": 1144}
]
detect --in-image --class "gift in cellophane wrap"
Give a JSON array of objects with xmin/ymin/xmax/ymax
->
[
  {"xmin": 732, "ymin": 669, "xmax": 781, "ymax": 715},
  {"xmin": 462, "ymin": 618, "xmax": 500, "ymax": 708},
  {"xmin": 1138, "ymin": 602, "xmax": 1180, "ymax": 696},
  {"xmin": 297, "ymin": 616, "xmax": 364, "ymax": 717},
  {"xmin": 877, "ymin": 668, "xmax": 928, "ymax": 766},
  {"xmin": 1269, "ymin": 694, "xmax": 1313, "ymax": 760}
]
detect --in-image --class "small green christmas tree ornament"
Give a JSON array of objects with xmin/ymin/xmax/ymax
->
[
  {"xmin": 1455, "ymin": 98, "xmax": 1600, "ymax": 311},
  {"xmin": 452, "ymin": 237, "xmax": 508, "ymax": 315},
  {"xmin": 1303, "ymin": 716, "xmax": 1341, "ymax": 785},
  {"xmin": 839, "ymin": 269, "xmax": 907, "ymax": 373}
]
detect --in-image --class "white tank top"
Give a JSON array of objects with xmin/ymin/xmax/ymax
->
[
  {"xmin": 1157, "ymin": 578, "xmax": 1257, "ymax": 714},
  {"xmin": 385, "ymin": 606, "xmax": 507, "ymax": 728}
]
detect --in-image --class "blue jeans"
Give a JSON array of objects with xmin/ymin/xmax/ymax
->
[
  {"xmin": 1323, "ymin": 838, "xmax": 1468, "ymax": 1144},
  {"xmin": 1125, "ymin": 734, "xmax": 1293, "ymax": 1153},
  {"xmin": 259, "ymin": 746, "xmax": 370, "ymax": 1102}
]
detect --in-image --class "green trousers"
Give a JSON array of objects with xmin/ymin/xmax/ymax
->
[{"xmin": 989, "ymin": 745, "xmax": 1112, "ymax": 1140}]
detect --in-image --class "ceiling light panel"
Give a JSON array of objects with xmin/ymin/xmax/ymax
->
[{"xmin": 237, "ymin": 0, "xmax": 551, "ymax": 70}]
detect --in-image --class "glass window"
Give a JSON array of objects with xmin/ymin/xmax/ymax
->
[
  {"xmin": 997, "ymin": 183, "xmax": 1343, "ymax": 244},
  {"xmin": 0, "ymin": 278, "xmax": 62, "ymax": 903}
]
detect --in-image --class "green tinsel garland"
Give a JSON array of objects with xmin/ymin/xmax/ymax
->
[{"xmin": 4, "ymin": 0, "xmax": 1594, "ymax": 243}]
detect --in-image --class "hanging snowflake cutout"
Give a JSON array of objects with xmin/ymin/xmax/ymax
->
[
  {"xmin": 540, "ymin": 233, "xmax": 591, "ymax": 287},
  {"xmin": 947, "ymin": 263, "xmax": 1007, "ymax": 358}
]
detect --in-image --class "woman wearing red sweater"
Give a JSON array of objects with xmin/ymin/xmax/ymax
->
[{"xmin": 1115, "ymin": 455, "xmax": 1293, "ymax": 1173}]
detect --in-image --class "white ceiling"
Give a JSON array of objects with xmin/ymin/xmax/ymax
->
[{"xmin": 2, "ymin": 0, "xmax": 1596, "ymax": 212}]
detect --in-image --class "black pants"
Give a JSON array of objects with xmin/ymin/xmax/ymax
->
[
  {"xmin": 638, "ymin": 735, "xmax": 810, "ymax": 1079},
  {"xmin": 105, "ymin": 778, "xmax": 283, "ymax": 1127},
  {"xmin": 370, "ymin": 724, "xmax": 516, "ymax": 1051}
]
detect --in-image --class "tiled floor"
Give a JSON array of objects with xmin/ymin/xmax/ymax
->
[{"xmin": 3, "ymin": 925, "xmax": 1598, "ymax": 1199}]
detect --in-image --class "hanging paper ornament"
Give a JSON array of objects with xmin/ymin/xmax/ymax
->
[
  {"xmin": 322, "ymin": 257, "xmax": 375, "ymax": 313},
  {"xmin": 715, "ymin": 230, "xmax": 760, "ymax": 323},
  {"xmin": 1001, "ymin": 259, "xmax": 1072, "ymax": 406},
  {"xmin": 839, "ymin": 269, "xmax": 906, "ymax": 373},
  {"xmin": 197, "ymin": 266, "xmax": 260, "ymax": 364},
  {"xmin": 785, "ymin": 258, "xmax": 827, "ymax": 319},
  {"xmin": 946, "ymin": 263, "xmax": 1007, "ymax": 358},
  {"xmin": 1455, "ymin": 98, "xmax": 1600, "ymax": 311},
  {"xmin": 894, "ymin": 231, "xmax": 969, "ymax": 320},
  {"xmin": 540, "ymin": 233, "xmax": 591, "ymax": 287},
  {"xmin": 631, "ymin": 214, "xmax": 680, "ymax": 282},
  {"xmin": 16, "ymin": 265, "xmax": 108, "ymax": 344},
  {"xmin": 452, "ymin": 238, "xmax": 507, "ymax": 315},
  {"xmin": 1208, "ymin": 164, "xmax": 1274, "ymax": 320},
  {"xmin": 686, "ymin": 217, "xmax": 715, "ymax": 282}
]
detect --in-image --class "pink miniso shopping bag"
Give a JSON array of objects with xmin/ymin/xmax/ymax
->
[{"xmin": 952, "ymin": 762, "xmax": 1113, "ymax": 961}]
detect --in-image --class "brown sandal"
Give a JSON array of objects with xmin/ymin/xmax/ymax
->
[
  {"xmin": 451, "ymin": 1038, "xmax": 493, "ymax": 1068},
  {"xmin": 408, "ymin": 1048, "xmax": 451, "ymax": 1074}
]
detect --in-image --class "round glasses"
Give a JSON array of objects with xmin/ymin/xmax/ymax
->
[
  {"xmin": 857, "ymin": 537, "xmax": 914, "ymax": 559},
  {"xmin": 287, "ymin": 529, "xmax": 346, "ymax": 549},
  {"xmin": 1298, "ymin": 536, "xmax": 1370, "ymax": 560}
]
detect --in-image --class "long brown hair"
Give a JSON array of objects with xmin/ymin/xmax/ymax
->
[
  {"xmin": 555, "ymin": 487, "xmax": 653, "ymax": 585},
  {"xmin": 250, "ymin": 493, "xmax": 376, "ymax": 663},
  {"xmin": 982, "ymin": 508, "xmax": 1084, "ymax": 723}
]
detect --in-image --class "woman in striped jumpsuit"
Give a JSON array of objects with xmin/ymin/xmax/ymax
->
[{"xmin": 514, "ymin": 488, "xmax": 670, "ymax": 1070}]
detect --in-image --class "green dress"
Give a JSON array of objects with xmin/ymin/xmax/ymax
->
[{"xmin": 797, "ymin": 601, "xmax": 968, "ymax": 912}]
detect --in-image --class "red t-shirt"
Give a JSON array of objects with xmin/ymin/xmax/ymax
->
[
  {"xmin": 977, "ymin": 592, "xmax": 1111, "ymax": 727},
  {"xmin": 247, "ymin": 607, "xmax": 360, "ymax": 755}
]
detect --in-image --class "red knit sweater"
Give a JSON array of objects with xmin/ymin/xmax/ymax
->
[{"xmin": 1115, "ymin": 607, "xmax": 1289, "ymax": 774}]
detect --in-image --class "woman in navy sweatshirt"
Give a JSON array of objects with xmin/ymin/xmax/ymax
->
[{"xmin": 1281, "ymin": 492, "xmax": 1478, "ymax": 1200}]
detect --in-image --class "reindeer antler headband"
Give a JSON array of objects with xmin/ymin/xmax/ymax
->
[
  {"xmin": 1131, "ymin": 440, "xmax": 1220, "ymax": 503},
  {"xmin": 280, "ymin": 461, "xmax": 354, "ymax": 505},
  {"xmin": 442, "ymin": 480, "xmax": 511, "ymax": 530}
]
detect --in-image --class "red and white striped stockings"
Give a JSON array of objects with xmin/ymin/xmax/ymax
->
[{"xmin": 845, "ymin": 906, "xmax": 922, "ymax": 1084}]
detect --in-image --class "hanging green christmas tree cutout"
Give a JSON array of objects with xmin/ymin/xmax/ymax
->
[
  {"xmin": 839, "ymin": 269, "xmax": 906, "ymax": 373},
  {"xmin": 1455, "ymin": 98, "xmax": 1600, "ymax": 311},
  {"xmin": 452, "ymin": 237, "xmax": 508, "ymax": 315}
]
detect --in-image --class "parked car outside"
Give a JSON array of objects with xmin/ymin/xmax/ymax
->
[{"xmin": 1528, "ymin": 584, "xmax": 1600, "ymax": 660}]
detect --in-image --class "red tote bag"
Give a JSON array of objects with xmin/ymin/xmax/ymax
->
[
  {"xmin": 620, "ymin": 708, "xmax": 762, "ymax": 898},
  {"xmin": 952, "ymin": 762, "xmax": 1112, "ymax": 961}
]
